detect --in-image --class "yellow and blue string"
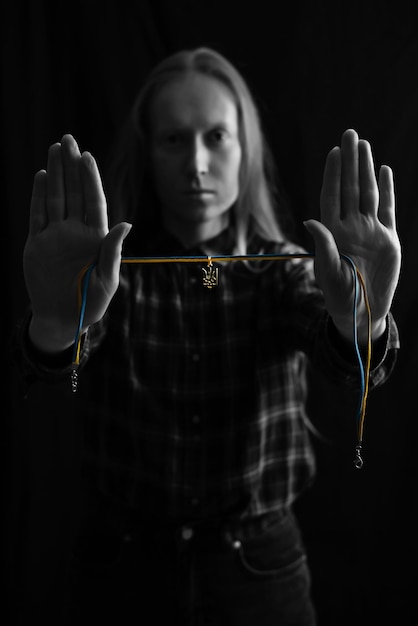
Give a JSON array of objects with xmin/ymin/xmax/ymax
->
[{"xmin": 71, "ymin": 253, "xmax": 371, "ymax": 468}]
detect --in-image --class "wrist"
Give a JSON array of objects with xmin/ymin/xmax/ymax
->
[
  {"xmin": 28, "ymin": 315, "xmax": 79, "ymax": 355},
  {"xmin": 331, "ymin": 314, "xmax": 387, "ymax": 345}
]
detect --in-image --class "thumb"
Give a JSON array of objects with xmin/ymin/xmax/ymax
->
[
  {"xmin": 97, "ymin": 222, "xmax": 132, "ymax": 284},
  {"xmin": 303, "ymin": 219, "xmax": 340, "ymax": 269},
  {"xmin": 303, "ymin": 219, "xmax": 349, "ymax": 297}
]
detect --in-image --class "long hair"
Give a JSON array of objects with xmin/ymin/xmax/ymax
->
[{"xmin": 105, "ymin": 47, "xmax": 293, "ymax": 253}]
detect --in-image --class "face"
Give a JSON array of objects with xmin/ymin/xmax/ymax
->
[{"xmin": 148, "ymin": 72, "xmax": 242, "ymax": 244}]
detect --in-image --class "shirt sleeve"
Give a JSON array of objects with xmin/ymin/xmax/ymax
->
[
  {"xmin": 322, "ymin": 311, "xmax": 400, "ymax": 390},
  {"xmin": 10, "ymin": 308, "xmax": 92, "ymax": 389}
]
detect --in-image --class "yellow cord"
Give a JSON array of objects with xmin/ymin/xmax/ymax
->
[
  {"xmin": 73, "ymin": 261, "xmax": 96, "ymax": 366},
  {"xmin": 356, "ymin": 267, "xmax": 372, "ymax": 444},
  {"xmin": 72, "ymin": 254, "xmax": 372, "ymax": 466},
  {"xmin": 120, "ymin": 254, "xmax": 310, "ymax": 264}
]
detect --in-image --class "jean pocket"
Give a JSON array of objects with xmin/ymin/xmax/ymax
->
[
  {"xmin": 235, "ymin": 541, "xmax": 307, "ymax": 579},
  {"xmin": 231, "ymin": 512, "xmax": 308, "ymax": 579}
]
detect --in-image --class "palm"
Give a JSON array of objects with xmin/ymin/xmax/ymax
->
[
  {"xmin": 24, "ymin": 135, "xmax": 130, "ymax": 341},
  {"xmin": 305, "ymin": 129, "xmax": 401, "ymax": 337},
  {"xmin": 24, "ymin": 220, "xmax": 107, "ymax": 327}
]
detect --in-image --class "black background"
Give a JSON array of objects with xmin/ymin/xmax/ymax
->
[{"xmin": 4, "ymin": 2, "xmax": 418, "ymax": 624}]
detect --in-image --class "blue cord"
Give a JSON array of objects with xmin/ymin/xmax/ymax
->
[
  {"xmin": 340, "ymin": 254, "xmax": 365, "ymax": 420},
  {"xmin": 72, "ymin": 262, "xmax": 96, "ymax": 364},
  {"xmin": 71, "ymin": 253, "xmax": 366, "ymax": 439}
]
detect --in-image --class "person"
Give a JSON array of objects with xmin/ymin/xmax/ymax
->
[{"xmin": 15, "ymin": 47, "xmax": 401, "ymax": 625}]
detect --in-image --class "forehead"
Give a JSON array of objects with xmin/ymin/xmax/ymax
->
[{"xmin": 149, "ymin": 72, "xmax": 239, "ymax": 130}]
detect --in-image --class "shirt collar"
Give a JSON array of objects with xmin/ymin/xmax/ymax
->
[{"xmin": 146, "ymin": 225, "xmax": 236, "ymax": 257}]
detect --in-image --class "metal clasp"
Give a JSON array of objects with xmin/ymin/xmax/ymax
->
[{"xmin": 353, "ymin": 444, "xmax": 363, "ymax": 469}]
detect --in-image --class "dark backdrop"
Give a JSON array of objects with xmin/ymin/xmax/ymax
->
[{"xmin": 4, "ymin": 2, "xmax": 417, "ymax": 625}]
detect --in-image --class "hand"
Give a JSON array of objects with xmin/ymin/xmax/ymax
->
[
  {"xmin": 23, "ymin": 134, "xmax": 131, "ymax": 352},
  {"xmin": 304, "ymin": 128, "xmax": 401, "ymax": 342}
]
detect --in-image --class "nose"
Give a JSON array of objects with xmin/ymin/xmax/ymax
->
[{"xmin": 186, "ymin": 136, "xmax": 209, "ymax": 177}]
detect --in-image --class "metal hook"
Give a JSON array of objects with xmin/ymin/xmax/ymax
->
[{"xmin": 353, "ymin": 444, "xmax": 363, "ymax": 469}]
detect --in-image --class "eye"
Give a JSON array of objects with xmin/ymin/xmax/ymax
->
[
  {"xmin": 163, "ymin": 133, "xmax": 181, "ymax": 146},
  {"xmin": 209, "ymin": 129, "xmax": 229, "ymax": 144},
  {"xmin": 155, "ymin": 130, "xmax": 186, "ymax": 149}
]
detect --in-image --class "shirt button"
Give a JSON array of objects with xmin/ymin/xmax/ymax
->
[{"xmin": 181, "ymin": 526, "xmax": 194, "ymax": 540}]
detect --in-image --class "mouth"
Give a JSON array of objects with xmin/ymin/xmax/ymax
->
[{"xmin": 183, "ymin": 188, "xmax": 215, "ymax": 196}]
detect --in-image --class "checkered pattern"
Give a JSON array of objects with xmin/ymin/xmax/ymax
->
[{"xmin": 18, "ymin": 227, "xmax": 399, "ymax": 521}]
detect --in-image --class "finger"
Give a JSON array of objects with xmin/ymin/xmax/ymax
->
[
  {"xmin": 96, "ymin": 222, "xmax": 132, "ymax": 285},
  {"xmin": 61, "ymin": 134, "xmax": 84, "ymax": 221},
  {"xmin": 341, "ymin": 128, "xmax": 359, "ymax": 218},
  {"xmin": 80, "ymin": 151, "xmax": 108, "ymax": 232},
  {"xmin": 320, "ymin": 146, "xmax": 341, "ymax": 225},
  {"xmin": 28, "ymin": 170, "xmax": 47, "ymax": 235},
  {"xmin": 46, "ymin": 142, "xmax": 65, "ymax": 221},
  {"xmin": 303, "ymin": 219, "xmax": 341, "ymax": 269},
  {"xmin": 304, "ymin": 219, "xmax": 354, "ymax": 315},
  {"xmin": 378, "ymin": 165, "xmax": 396, "ymax": 228},
  {"xmin": 358, "ymin": 139, "xmax": 379, "ymax": 216}
]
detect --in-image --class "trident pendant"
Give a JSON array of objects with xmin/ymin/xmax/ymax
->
[{"xmin": 202, "ymin": 257, "xmax": 219, "ymax": 288}]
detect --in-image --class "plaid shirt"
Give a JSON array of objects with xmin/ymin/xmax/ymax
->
[{"xmin": 17, "ymin": 227, "xmax": 399, "ymax": 523}]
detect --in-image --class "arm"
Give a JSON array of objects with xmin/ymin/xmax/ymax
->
[
  {"xmin": 304, "ymin": 129, "xmax": 401, "ymax": 344},
  {"xmin": 23, "ymin": 134, "xmax": 131, "ymax": 354}
]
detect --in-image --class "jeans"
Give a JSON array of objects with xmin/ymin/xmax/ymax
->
[{"xmin": 65, "ymin": 501, "xmax": 316, "ymax": 625}]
